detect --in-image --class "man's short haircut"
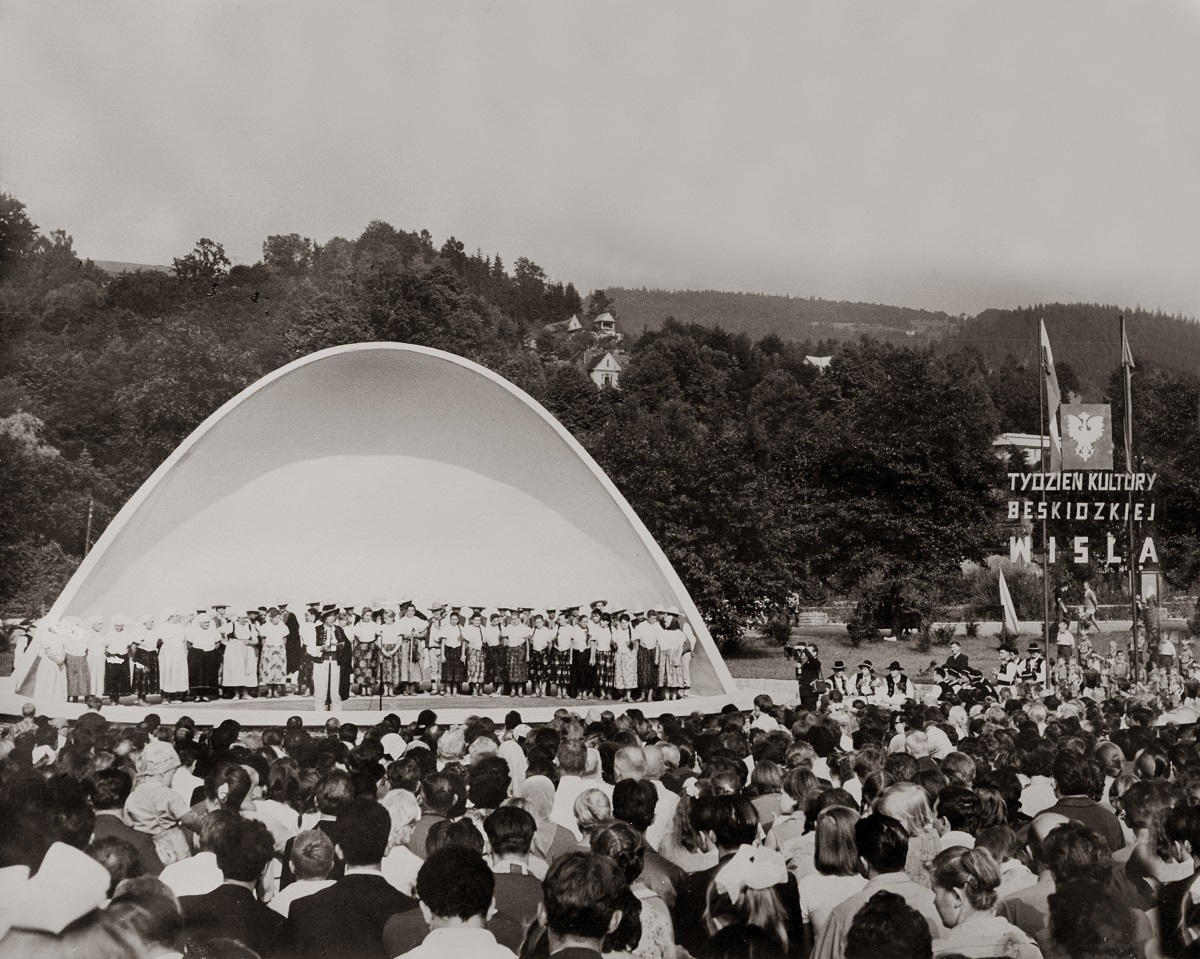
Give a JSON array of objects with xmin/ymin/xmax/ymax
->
[
  {"xmin": 483, "ymin": 806, "xmax": 536, "ymax": 857},
  {"xmin": 1043, "ymin": 820, "xmax": 1113, "ymax": 884},
  {"xmin": 1052, "ymin": 750, "xmax": 1098, "ymax": 799},
  {"xmin": 940, "ymin": 752, "xmax": 976, "ymax": 787},
  {"xmin": 290, "ymin": 829, "xmax": 335, "ymax": 880},
  {"xmin": 557, "ymin": 741, "xmax": 588, "ymax": 776},
  {"xmin": 90, "ymin": 769, "xmax": 133, "ymax": 810},
  {"xmin": 468, "ymin": 755, "xmax": 511, "ymax": 810},
  {"xmin": 214, "ymin": 816, "xmax": 276, "ymax": 883},
  {"xmin": 419, "ymin": 772, "xmax": 457, "ymax": 814},
  {"xmin": 845, "ymin": 890, "xmax": 933, "ymax": 959},
  {"xmin": 335, "ymin": 799, "xmax": 391, "ymax": 866},
  {"xmin": 855, "ymin": 813, "xmax": 910, "ymax": 875},
  {"xmin": 426, "ymin": 817, "xmax": 485, "ymax": 857},
  {"xmin": 417, "ymin": 846, "xmax": 495, "ymax": 921},
  {"xmin": 613, "ymin": 778, "xmax": 658, "ymax": 834},
  {"xmin": 314, "ymin": 769, "xmax": 354, "ymax": 815},
  {"xmin": 707, "ymin": 794, "xmax": 759, "ymax": 850},
  {"xmin": 86, "ymin": 836, "xmax": 143, "ymax": 897},
  {"xmin": 543, "ymin": 852, "xmax": 625, "ymax": 940},
  {"xmin": 936, "ymin": 784, "xmax": 982, "ymax": 832}
]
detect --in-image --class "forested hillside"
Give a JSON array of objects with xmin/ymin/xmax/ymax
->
[
  {"xmin": 612, "ymin": 287, "xmax": 962, "ymax": 346},
  {"xmin": 3, "ymin": 192, "xmax": 1198, "ymax": 643},
  {"xmin": 610, "ymin": 289, "xmax": 1200, "ymax": 401}
]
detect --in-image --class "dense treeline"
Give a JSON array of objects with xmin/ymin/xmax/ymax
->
[{"xmin": 2, "ymin": 192, "xmax": 1197, "ymax": 643}]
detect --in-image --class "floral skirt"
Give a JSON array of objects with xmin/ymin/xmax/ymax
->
[
  {"xmin": 528, "ymin": 648, "xmax": 549, "ymax": 682},
  {"xmin": 614, "ymin": 647, "xmax": 638, "ymax": 689},
  {"xmin": 506, "ymin": 645, "xmax": 529, "ymax": 683},
  {"xmin": 593, "ymin": 650, "xmax": 615, "ymax": 688},
  {"xmin": 551, "ymin": 648, "xmax": 573, "ymax": 685},
  {"xmin": 442, "ymin": 645, "xmax": 466, "ymax": 684},
  {"xmin": 352, "ymin": 643, "xmax": 378, "ymax": 684},
  {"xmin": 466, "ymin": 646, "xmax": 486, "ymax": 683},
  {"xmin": 133, "ymin": 647, "xmax": 160, "ymax": 697},
  {"xmin": 260, "ymin": 644, "xmax": 287, "ymax": 684}
]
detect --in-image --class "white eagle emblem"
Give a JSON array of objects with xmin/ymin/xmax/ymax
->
[{"xmin": 1066, "ymin": 411, "xmax": 1104, "ymax": 461}]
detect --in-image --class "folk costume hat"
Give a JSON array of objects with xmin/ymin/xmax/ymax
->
[
  {"xmin": 888, "ymin": 661, "xmax": 904, "ymax": 672},
  {"xmin": 858, "ymin": 660, "xmax": 874, "ymax": 670}
]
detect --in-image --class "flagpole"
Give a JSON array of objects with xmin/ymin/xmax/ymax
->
[
  {"xmin": 1122, "ymin": 313, "xmax": 1139, "ymax": 686},
  {"xmin": 1039, "ymin": 321, "xmax": 1053, "ymax": 678}
]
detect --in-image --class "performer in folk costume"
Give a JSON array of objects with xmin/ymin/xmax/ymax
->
[
  {"xmin": 1023, "ymin": 642, "xmax": 1048, "ymax": 687},
  {"xmin": 503, "ymin": 608, "xmax": 530, "ymax": 697},
  {"xmin": 569, "ymin": 608, "xmax": 594, "ymax": 698},
  {"xmin": 657, "ymin": 617, "xmax": 686, "ymax": 700},
  {"xmin": 465, "ymin": 609, "xmax": 487, "ymax": 696},
  {"xmin": 32, "ymin": 621, "xmax": 70, "ymax": 703},
  {"xmin": 259, "ymin": 606, "xmax": 291, "ymax": 697},
  {"xmin": 186, "ymin": 612, "xmax": 221, "ymax": 702},
  {"xmin": 309, "ymin": 606, "xmax": 350, "ymax": 711},
  {"xmin": 397, "ymin": 601, "xmax": 428, "ymax": 694},
  {"xmin": 634, "ymin": 608, "xmax": 661, "ymax": 702},
  {"xmin": 673, "ymin": 607, "xmax": 695, "ymax": 698},
  {"xmin": 85, "ymin": 615, "xmax": 107, "ymax": 699},
  {"xmin": 792, "ymin": 644, "xmax": 823, "ymax": 710},
  {"xmin": 377, "ymin": 605, "xmax": 403, "ymax": 696},
  {"xmin": 524, "ymin": 610, "xmax": 548, "ymax": 697},
  {"xmin": 612, "ymin": 610, "xmax": 637, "ymax": 701},
  {"xmin": 591, "ymin": 607, "xmax": 615, "ymax": 698},
  {"xmin": 994, "ymin": 645, "xmax": 1020, "ymax": 689},
  {"xmin": 879, "ymin": 661, "xmax": 913, "ymax": 710},
  {"xmin": 425, "ymin": 603, "xmax": 449, "ymax": 696},
  {"xmin": 350, "ymin": 605, "xmax": 380, "ymax": 697},
  {"xmin": 551, "ymin": 610, "xmax": 574, "ymax": 698},
  {"xmin": 62, "ymin": 616, "xmax": 91, "ymax": 702},
  {"xmin": 222, "ymin": 611, "xmax": 260, "ymax": 700},
  {"xmin": 278, "ymin": 599, "xmax": 303, "ymax": 685},
  {"xmin": 298, "ymin": 605, "xmax": 319, "ymax": 695},
  {"xmin": 131, "ymin": 613, "xmax": 160, "ymax": 702},
  {"xmin": 103, "ymin": 613, "xmax": 135, "ymax": 701},
  {"xmin": 336, "ymin": 607, "xmax": 355, "ymax": 701},
  {"xmin": 483, "ymin": 611, "xmax": 503, "ymax": 695},
  {"xmin": 440, "ymin": 608, "xmax": 467, "ymax": 696},
  {"xmin": 828, "ymin": 660, "xmax": 851, "ymax": 697},
  {"xmin": 156, "ymin": 609, "xmax": 189, "ymax": 702},
  {"xmin": 853, "ymin": 661, "xmax": 877, "ymax": 701}
]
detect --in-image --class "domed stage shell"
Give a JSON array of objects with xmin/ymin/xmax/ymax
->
[{"xmin": 4, "ymin": 343, "xmax": 752, "ymax": 725}]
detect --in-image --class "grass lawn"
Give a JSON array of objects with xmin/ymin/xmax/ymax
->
[{"xmin": 725, "ymin": 626, "xmax": 1058, "ymax": 683}]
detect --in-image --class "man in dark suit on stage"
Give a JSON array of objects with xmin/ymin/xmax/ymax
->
[
  {"xmin": 278, "ymin": 598, "xmax": 302, "ymax": 687},
  {"xmin": 288, "ymin": 799, "xmax": 418, "ymax": 959}
]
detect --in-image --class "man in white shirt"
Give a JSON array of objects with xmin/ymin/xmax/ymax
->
[
  {"xmin": 400, "ymin": 846, "xmax": 517, "ymax": 958},
  {"xmin": 269, "ymin": 829, "xmax": 336, "ymax": 917},
  {"xmin": 639, "ymin": 745, "xmax": 679, "ymax": 851}
]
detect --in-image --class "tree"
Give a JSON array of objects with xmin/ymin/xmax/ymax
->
[
  {"xmin": 0, "ymin": 193, "xmax": 38, "ymax": 280},
  {"xmin": 172, "ymin": 238, "xmax": 230, "ymax": 281},
  {"xmin": 587, "ymin": 288, "xmax": 617, "ymax": 319},
  {"xmin": 262, "ymin": 233, "xmax": 314, "ymax": 275}
]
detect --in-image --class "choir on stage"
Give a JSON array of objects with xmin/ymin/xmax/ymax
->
[{"xmin": 22, "ymin": 600, "xmax": 699, "ymax": 711}]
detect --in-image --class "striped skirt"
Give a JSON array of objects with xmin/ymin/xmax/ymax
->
[
  {"xmin": 65, "ymin": 653, "xmax": 90, "ymax": 698},
  {"xmin": 441, "ymin": 645, "xmax": 466, "ymax": 684},
  {"xmin": 552, "ymin": 648, "xmax": 573, "ymax": 684},
  {"xmin": 637, "ymin": 646, "xmax": 658, "ymax": 688},
  {"xmin": 506, "ymin": 645, "xmax": 529, "ymax": 683},
  {"xmin": 593, "ymin": 650, "xmax": 615, "ymax": 688}
]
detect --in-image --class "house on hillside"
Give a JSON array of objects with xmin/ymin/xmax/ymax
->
[
  {"xmin": 575, "ymin": 348, "xmax": 628, "ymax": 388},
  {"xmin": 543, "ymin": 314, "xmax": 583, "ymax": 334},
  {"xmin": 591, "ymin": 311, "xmax": 622, "ymax": 343}
]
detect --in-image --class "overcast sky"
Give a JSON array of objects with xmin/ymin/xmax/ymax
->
[{"xmin": 3, "ymin": 1, "xmax": 1198, "ymax": 317}]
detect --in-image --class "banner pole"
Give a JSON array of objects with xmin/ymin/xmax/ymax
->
[
  {"xmin": 1039, "ymin": 321, "xmax": 1053, "ymax": 684},
  {"xmin": 1123, "ymin": 313, "xmax": 1139, "ymax": 688}
]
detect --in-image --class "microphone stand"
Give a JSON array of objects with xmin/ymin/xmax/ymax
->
[
  {"xmin": 377, "ymin": 631, "xmax": 384, "ymax": 712},
  {"xmin": 324, "ymin": 628, "xmax": 333, "ymax": 712}
]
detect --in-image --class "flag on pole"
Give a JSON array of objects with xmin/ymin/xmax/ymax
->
[
  {"xmin": 999, "ymin": 569, "xmax": 1020, "ymax": 635},
  {"xmin": 1121, "ymin": 315, "xmax": 1135, "ymax": 471},
  {"xmin": 1039, "ymin": 319, "xmax": 1063, "ymax": 470}
]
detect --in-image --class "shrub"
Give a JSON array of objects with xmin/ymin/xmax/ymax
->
[
  {"xmin": 932, "ymin": 624, "xmax": 957, "ymax": 647},
  {"xmin": 964, "ymin": 618, "xmax": 979, "ymax": 638},
  {"xmin": 763, "ymin": 616, "xmax": 794, "ymax": 646},
  {"xmin": 964, "ymin": 563, "xmax": 1043, "ymax": 621}
]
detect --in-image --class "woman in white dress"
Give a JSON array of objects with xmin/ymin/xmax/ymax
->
[
  {"xmin": 259, "ymin": 607, "xmax": 290, "ymax": 697},
  {"xmin": 157, "ymin": 609, "xmax": 189, "ymax": 702},
  {"xmin": 32, "ymin": 623, "xmax": 71, "ymax": 703},
  {"xmin": 222, "ymin": 611, "xmax": 260, "ymax": 700},
  {"xmin": 85, "ymin": 615, "xmax": 107, "ymax": 698},
  {"xmin": 61, "ymin": 616, "xmax": 90, "ymax": 702}
]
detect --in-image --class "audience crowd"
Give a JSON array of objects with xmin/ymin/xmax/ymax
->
[{"xmin": 6, "ymin": 657, "xmax": 1200, "ymax": 959}]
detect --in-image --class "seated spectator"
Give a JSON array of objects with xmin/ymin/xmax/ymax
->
[
  {"xmin": 844, "ymin": 890, "xmax": 934, "ymax": 959},
  {"xmin": 407, "ymin": 772, "xmax": 457, "ymax": 857},
  {"xmin": 87, "ymin": 836, "xmax": 143, "ymax": 899},
  {"xmin": 574, "ymin": 788, "xmax": 614, "ymax": 849},
  {"xmin": 613, "ymin": 778, "xmax": 684, "ymax": 909},
  {"xmin": 875, "ymin": 782, "xmax": 942, "ymax": 887},
  {"xmin": 750, "ymin": 760, "xmax": 785, "ymax": 832},
  {"xmin": 976, "ymin": 825, "xmax": 1036, "ymax": 900},
  {"xmin": 398, "ymin": 846, "xmax": 516, "ymax": 957},
  {"xmin": 178, "ymin": 814, "xmax": 285, "ymax": 957},
  {"xmin": 484, "ymin": 806, "xmax": 543, "ymax": 933},
  {"xmin": 159, "ymin": 808, "xmax": 237, "ymax": 898},
  {"xmin": 797, "ymin": 805, "xmax": 867, "ymax": 954},
  {"xmin": 287, "ymin": 798, "xmax": 416, "ymax": 959},
  {"xmin": 515, "ymin": 775, "xmax": 578, "ymax": 867},
  {"xmin": 268, "ymin": 828, "xmax": 336, "ymax": 917},
  {"xmin": 1044, "ymin": 751, "xmax": 1124, "ymax": 852},
  {"xmin": 1044, "ymin": 878, "xmax": 1138, "ymax": 959},
  {"xmin": 928, "ymin": 845, "xmax": 1040, "ymax": 958},
  {"xmin": 813, "ymin": 813, "xmax": 944, "ymax": 959},
  {"xmin": 88, "ymin": 768, "xmax": 165, "ymax": 877},
  {"xmin": 704, "ymin": 844, "xmax": 792, "ymax": 957},
  {"xmin": 764, "ymin": 769, "xmax": 811, "ymax": 865},
  {"xmin": 697, "ymin": 923, "xmax": 787, "ymax": 959},
  {"xmin": 935, "ymin": 785, "xmax": 981, "ymax": 850},
  {"xmin": 106, "ymin": 877, "xmax": 185, "ymax": 958},
  {"xmin": 591, "ymin": 820, "xmax": 676, "ymax": 959},
  {"xmin": 543, "ymin": 852, "xmax": 627, "ymax": 959}
]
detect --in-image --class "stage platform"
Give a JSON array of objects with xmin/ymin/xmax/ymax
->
[{"xmin": 0, "ymin": 678, "xmax": 761, "ymax": 728}]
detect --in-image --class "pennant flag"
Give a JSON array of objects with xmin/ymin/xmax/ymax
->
[
  {"xmin": 998, "ymin": 569, "xmax": 1020, "ymax": 635},
  {"xmin": 1121, "ymin": 315, "xmax": 1135, "ymax": 471},
  {"xmin": 1039, "ymin": 319, "xmax": 1062, "ymax": 471}
]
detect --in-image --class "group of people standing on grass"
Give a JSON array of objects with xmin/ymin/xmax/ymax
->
[{"xmin": 20, "ymin": 600, "xmax": 699, "ymax": 711}]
